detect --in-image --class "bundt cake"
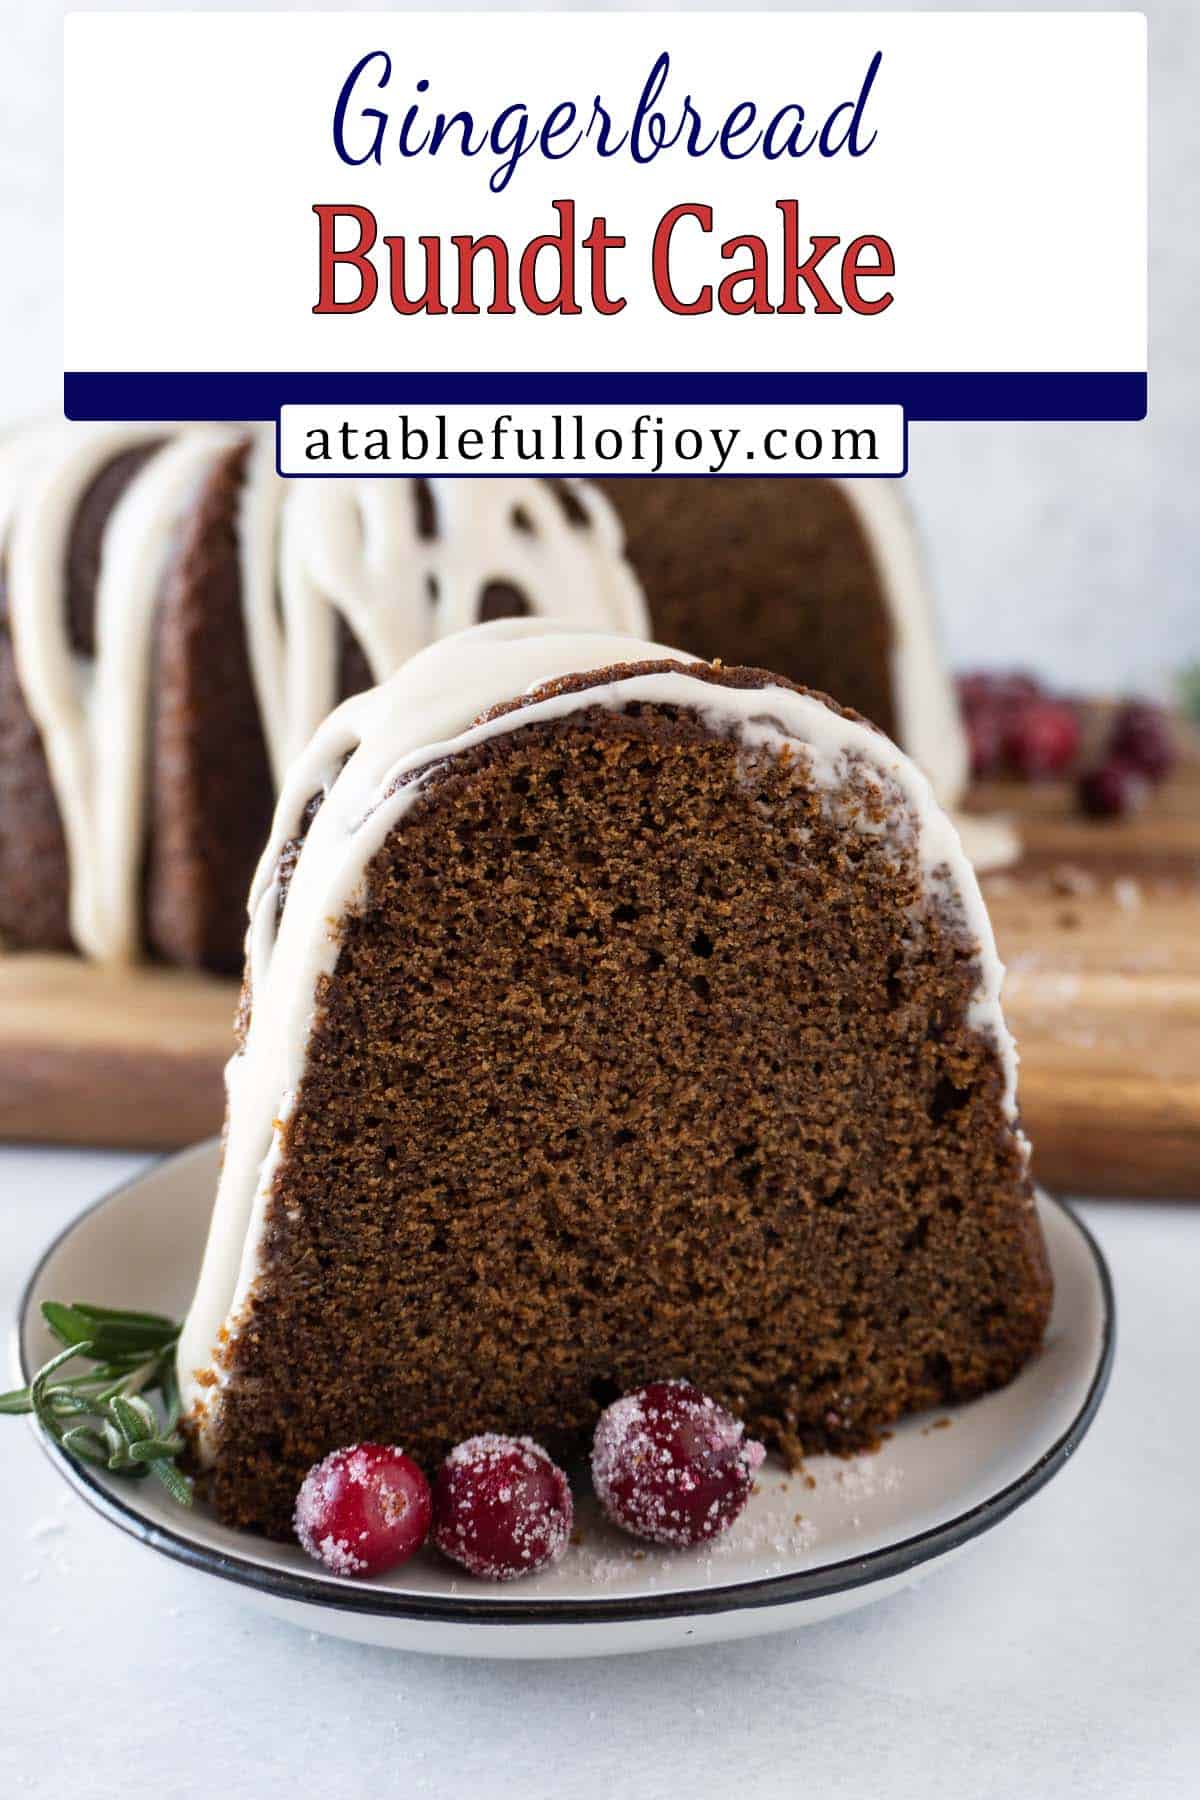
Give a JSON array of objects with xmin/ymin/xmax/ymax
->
[
  {"xmin": 178, "ymin": 621, "xmax": 1050, "ymax": 1539},
  {"xmin": 0, "ymin": 424, "xmax": 969, "ymax": 972},
  {"xmin": 0, "ymin": 424, "xmax": 646, "ymax": 969}
]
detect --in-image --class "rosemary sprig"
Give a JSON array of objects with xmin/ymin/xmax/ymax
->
[{"xmin": 1, "ymin": 1301, "xmax": 193, "ymax": 1506}]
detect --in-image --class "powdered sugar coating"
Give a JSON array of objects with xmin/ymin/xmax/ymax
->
[
  {"xmin": 432, "ymin": 1434, "xmax": 573, "ymax": 1582},
  {"xmin": 293, "ymin": 1442, "xmax": 432, "ymax": 1579},
  {"xmin": 591, "ymin": 1380, "xmax": 766, "ymax": 1548}
]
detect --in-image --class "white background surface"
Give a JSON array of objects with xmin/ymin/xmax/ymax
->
[
  {"xmin": 1, "ymin": 1144, "xmax": 1197, "ymax": 1800},
  {"xmin": 2, "ymin": 0, "xmax": 1196, "ymax": 693}
]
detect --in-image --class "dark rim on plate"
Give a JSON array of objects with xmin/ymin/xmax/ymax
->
[{"xmin": 15, "ymin": 1147, "xmax": 1115, "ymax": 1627}]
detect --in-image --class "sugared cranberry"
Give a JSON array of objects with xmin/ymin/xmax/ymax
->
[
  {"xmin": 591, "ymin": 1380, "xmax": 766, "ymax": 1549},
  {"xmin": 1078, "ymin": 760, "xmax": 1146, "ymax": 819},
  {"xmin": 1004, "ymin": 698, "xmax": 1081, "ymax": 779},
  {"xmin": 1108, "ymin": 702, "xmax": 1175, "ymax": 783},
  {"xmin": 294, "ymin": 1443, "xmax": 431, "ymax": 1578},
  {"xmin": 966, "ymin": 707, "xmax": 1005, "ymax": 779},
  {"xmin": 432, "ymin": 1435, "xmax": 572, "ymax": 1581}
]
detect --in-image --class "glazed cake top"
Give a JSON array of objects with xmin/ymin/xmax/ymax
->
[{"xmin": 177, "ymin": 619, "xmax": 1018, "ymax": 1453}]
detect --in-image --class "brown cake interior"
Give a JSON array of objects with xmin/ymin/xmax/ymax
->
[
  {"xmin": 600, "ymin": 478, "xmax": 901, "ymax": 742},
  {"xmin": 147, "ymin": 442, "xmax": 276, "ymax": 972},
  {"xmin": 202, "ymin": 668, "xmax": 1050, "ymax": 1537}
]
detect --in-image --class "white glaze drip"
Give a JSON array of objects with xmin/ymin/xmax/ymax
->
[
  {"xmin": 236, "ymin": 431, "xmax": 290, "ymax": 785},
  {"xmin": 6, "ymin": 423, "xmax": 241, "ymax": 959},
  {"xmin": 177, "ymin": 620, "xmax": 1021, "ymax": 1460},
  {"xmin": 275, "ymin": 476, "xmax": 648, "ymax": 774},
  {"xmin": 836, "ymin": 480, "xmax": 969, "ymax": 810},
  {"xmin": 1, "ymin": 427, "xmax": 649, "ymax": 956}
]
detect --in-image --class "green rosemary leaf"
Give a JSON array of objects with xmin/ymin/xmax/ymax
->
[
  {"xmin": 159, "ymin": 1359, "xmax": 182, "ymax": 1431},
  {"xmin": 108, "ymin": 1393, "xmax": 156, "ymax": 1448},
  {"xmin": 93, "ymin": 1371, "xmax": 147, "ymax": 1406},
  {"xmin": 128, "ymin": 1435, "xmax": 185, "ymax": 1463},
  {"xmin": 60, "ymin": 1424, "xmax": 113, "ymax": 1466},
  {"xmin": 151, "ymin": 1458, "xmax": 194, "ymax": 1507},
  {"xmin": 30, "ymin": 1339, "xmax": 93, "ymax": 1409},
  {"xmin": 42, "ymin": 1301, "xmax": 176, "ymax": 1362},
  {"xmin": 40, "ymin": 1370, "xmax": 112, "ymax": 1390},
  {"xmin": 81, "ymin": 1356, "xmax": 152, "ymax": 1380},
  {"xmin": 68, "ymin": 1302, "xmax": 177, "ymax": 1331},
  {"xmin": 81, "ymin": 1322, "xmax": 180, "ymax": 1361},
  {"xmin": 108, "ymin": 1458, "xmax": 151, "ymax": 1481},
  {"xmin": 41, "ymin": 1389, "xmax": 96, "ymax": 1419},
  {"xmin": 13, "ymin": 1300, "xmax": 191, "ymax": 1507},
  {"xmin": 38, "ymin": 1363, "xmax": 141, "ymax": 1397},
  {"xmin": 41, "ymin": 1302, "xmax": 95, "ymax": 1349}
]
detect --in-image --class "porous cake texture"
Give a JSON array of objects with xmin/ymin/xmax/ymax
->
[{"xmin": 178, "ymin": 625, "xmax": 1049, "ymax": 1538}]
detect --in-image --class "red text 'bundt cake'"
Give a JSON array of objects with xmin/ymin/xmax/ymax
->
[{"xmin": 178, "ymin": 621, "xmax": 1049, "ymax": 1537}]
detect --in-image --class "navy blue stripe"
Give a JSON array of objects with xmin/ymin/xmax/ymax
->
[{"xmin": 64, "ymin": 371, "xmax": 1147, "ymax": 423}]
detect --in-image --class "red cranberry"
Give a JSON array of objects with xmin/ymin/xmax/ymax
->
[
  {"xmin": 432, "ymin": 1435, "xmax": 572, "ymax": 1581},
  {"xmin": 591, "ymin": 1380, "xmax": 766, "ymax": 1549},
  {"xmin": 966, "ymin": 707, "xmax": 1005, "ymax": 779},
  {"xmin": 294, "ymin": 1443, "xmax": 432, "ymax": 1578},
  {"xmin": 1078, "ymin": 760, "xmax": 1147, "ymax": 819},
  {"xmin": 958, "ymin": 670, "xmax": 1042, "ymax": 715},
  {"xmin": 1108, "ymin": 702, "xmax": 1175, "ymax": 783},
  {"xmin": 957, "ymin": 671, "xmax": 999, "ymax": 714},
  {"xmin": 999, "ymin": 672, "xmax": 1044, "ymax": 707},
  {"xmin": 1004, "ymin": 699, "xmax": 1081, "ymax": 779}
]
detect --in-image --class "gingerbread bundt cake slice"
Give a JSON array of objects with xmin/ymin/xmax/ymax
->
[{"xmin": 179, "ymin": 621, "xmax": 1050, "ymax": 1538}]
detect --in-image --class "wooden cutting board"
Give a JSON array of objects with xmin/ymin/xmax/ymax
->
[
  {"xmin": 0, "ymin": 955, "xmax": 236, "ymax": 1152},
  {"xmin": 969, "ymin": 718, "xmax": 1200, "ymax": 1198},
  {"xmin": 2, "ymin": 722, "xmax": 1197, "ymax": 1194}
]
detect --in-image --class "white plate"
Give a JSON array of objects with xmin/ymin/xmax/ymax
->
[{"xmin": 13, "ymin": 1141, "xmax": 1113, "ymax": 1659}]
